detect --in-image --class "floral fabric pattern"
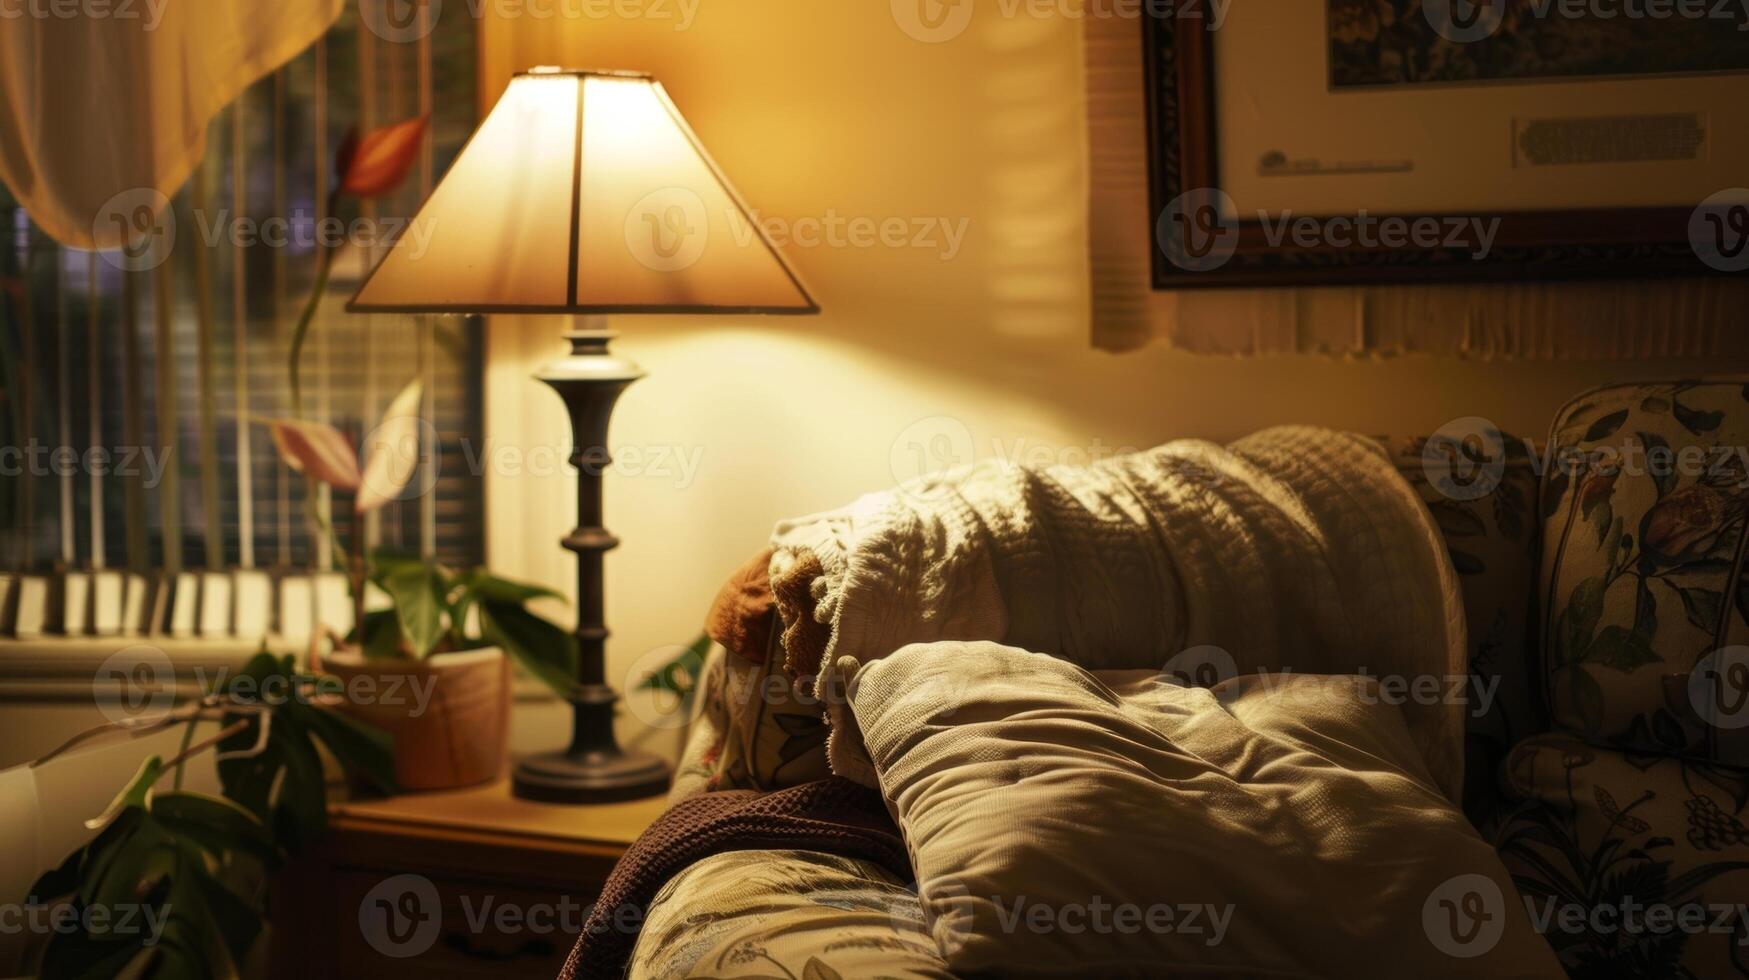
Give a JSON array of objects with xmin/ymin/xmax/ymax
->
[
  {"xmin": 1495, "ymin": 732, "xmax": 1749, "ymax": 977},
  {"xmin": 671, "ymin": 626, "xmax": 831, "ymax": 798},
  {"xmin": 1387, "ymin": 431, "xmax": 1543, "ymax": 827},
  {"xmin": 1539, "ymin": 380, "xmax": 1749, "ymax": 764},
  {"xmin": 628, "ymin": 849, "xmax": 950, "ymax": 980}
]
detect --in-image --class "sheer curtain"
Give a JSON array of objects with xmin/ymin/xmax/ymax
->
[{"xmin": 0, "ymin": 0, "xmax": 342, "ymax": 250}]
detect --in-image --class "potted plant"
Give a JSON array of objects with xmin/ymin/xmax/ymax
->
[
  {"xmin": 267, "ymin": 379, "xmax": 578, "ymax": 792},
  {"xmin": 20, "ymin": 653, "xmax": 395, "ymax": 979},
  {"xmin": 264, "ymin": 114, "xmax": 578, "ymax": 791}
]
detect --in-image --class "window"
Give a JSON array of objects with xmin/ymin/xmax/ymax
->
[{"xmin": 0, "ymin": 10, "xmax": 483, "ymax": 636}]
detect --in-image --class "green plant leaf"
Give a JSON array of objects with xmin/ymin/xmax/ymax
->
[
  {"xmin": 215, "ymin": 653, "xmax": 393, "ymax": 854},
  {"xmin": 382, "ymin": 561, "xmax": 445, "ymax": 659},
  {"xmin": 478, "ymin": 600, "xmax": 578, "ymax": 699},
  {"xmin": 458, "ymin": 569, "xmax": 564, "ymax": 605},
  {"xmin": 151, "ymin": 792, "xmax": 281, "ymax": 870},
  {"xmin": 358, "ymin": 608, "xmax": 404, "ymax": 660},
  {"xmin": 184, "ymin": 846, "xmax": 265, "ymax": 968},
  {"xmin": 85, "ymin": 756, "xmax": 163, "ymax": 832},
  {"xmin": 292, "ymin": 699, "xmax": 396, "ymax": 794},
  {"xmin": 38, "ymin": 934, "xmax": 154, "ymax": 980},
  {"xmin": 365, "ymin": 549, "xmax": 424, "ymax": 586}
]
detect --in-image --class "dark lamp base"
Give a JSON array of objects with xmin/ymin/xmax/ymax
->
[{"xmin": 512, "ymin": 746, "xmax": 670, "ymax": 804}]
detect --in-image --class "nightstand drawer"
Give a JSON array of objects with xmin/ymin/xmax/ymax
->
[
  {"xmin": 266, "ymin": 781, "xmax": 664, "ymax": 980},
  {"xmin": 335, "ymin": 871, "xmax": 593, "ymax": 980}
]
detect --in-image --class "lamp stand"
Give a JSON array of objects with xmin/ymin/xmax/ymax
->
[{"xmin": 512, "ymin": 329, "xmax": 670, "ymax": 804}]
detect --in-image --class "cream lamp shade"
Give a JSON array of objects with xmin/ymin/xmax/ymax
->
[{"xmin": 347, "ymin": 68, "xmax": 817, "ymax": 315}]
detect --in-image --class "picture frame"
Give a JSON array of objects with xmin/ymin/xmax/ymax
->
[{"xmin": 1143, "ymin": 5, "xmax": 1749, "ymax": 289}]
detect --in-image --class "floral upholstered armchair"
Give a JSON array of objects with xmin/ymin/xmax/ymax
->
[{"xmin": 1392, "ymin": 380, "xmax": 1749, "ymax": 977}]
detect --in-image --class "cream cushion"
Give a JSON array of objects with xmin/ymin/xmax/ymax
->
[{"xmin": 850, "ymin": 642, "xmax": 1563, "ymax": 978}]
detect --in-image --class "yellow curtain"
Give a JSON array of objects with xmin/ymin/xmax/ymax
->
[{"xmin": 0, "ymin": 0, "xmax": 342, "ymax": 248}]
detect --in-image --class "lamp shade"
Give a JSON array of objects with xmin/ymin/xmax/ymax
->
[{"xmin": 348, "ymin": 69, "xmax": 817, "ymax": 315}]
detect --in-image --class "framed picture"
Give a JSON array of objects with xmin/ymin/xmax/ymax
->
[{"xmin": 1145, "ymin": 1, "xmax": 1749, "ymax": 288}]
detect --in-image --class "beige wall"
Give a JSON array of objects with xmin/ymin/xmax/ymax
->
[{"xmin": 477, "ymin": 1, "xmax": 1749, "ymax": 747}]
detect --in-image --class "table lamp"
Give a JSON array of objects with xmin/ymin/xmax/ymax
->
[{"xmin": 348, "ymin": 68, "xmax": 818, "ymax": 802}]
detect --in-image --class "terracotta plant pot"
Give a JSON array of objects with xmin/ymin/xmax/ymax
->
[{"xmin": 322, "ymin": 647, "xmax": 511, "ymax": 792}]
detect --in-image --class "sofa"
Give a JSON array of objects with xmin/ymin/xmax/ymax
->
[{"xmin": 601, "ymin": 380, "xmax": 1749, "ymax": 979}]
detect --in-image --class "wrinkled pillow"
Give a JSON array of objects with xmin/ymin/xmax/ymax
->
[{"xmin": 849, "ymin": 642, "xmax": 1562, "ymax": 978}]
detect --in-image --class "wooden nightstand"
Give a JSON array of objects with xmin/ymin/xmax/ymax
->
[{"xmin": 269, "ymin": 780, "xmax": 666, "ymax": 980}]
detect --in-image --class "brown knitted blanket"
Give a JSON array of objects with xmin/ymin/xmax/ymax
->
[{"xmin": 557, "ymin": 777, "xmax": 911, "ymax": 980}]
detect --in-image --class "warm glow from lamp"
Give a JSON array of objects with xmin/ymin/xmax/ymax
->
[
  {"xmin": 348, "ymin": 69, "xmax": 817, "ymax": 315},
  {"xmin": 346, "ymin": 68, "xmax": 815, "ymax": 804}
]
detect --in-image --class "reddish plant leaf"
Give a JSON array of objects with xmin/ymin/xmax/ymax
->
[
  {"xmin": 267, "ymin": 419, "xmax": 362, "ymax": 492},
  {"xmin": 338, "ymin": 116, "xmax": 429, "ymax": 199}
]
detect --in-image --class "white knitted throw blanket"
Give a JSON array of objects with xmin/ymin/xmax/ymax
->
[{"xmin": 768, "ymin": 426, "xmax": 1467, "ymax": 803}]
